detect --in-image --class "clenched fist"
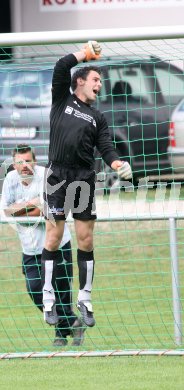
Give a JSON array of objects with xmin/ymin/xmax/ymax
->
[{"xmin": 84, "ymin": 41, "xmax": 102, "ymax": 61}]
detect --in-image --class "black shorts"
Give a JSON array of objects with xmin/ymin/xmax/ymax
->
[{"xmin": 43, "ymin": 162, "xmax": 97, "ymax": 221}]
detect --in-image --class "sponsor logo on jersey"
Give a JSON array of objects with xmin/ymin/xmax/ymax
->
[
  {"xmin": 65, "ymin": 106, "xmax": 73, "ymax": 114},
  {"xmin": 65, "ymin": 105, "xmax": 96, "ymax": 127}
]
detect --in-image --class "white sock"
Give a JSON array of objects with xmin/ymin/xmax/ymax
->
[
  {"xmin": 78, "ymin": 290, "xmax": 91, "ymax": 302},
  {"xmin": 43, "ymin": 260, "xmax": 55, "ymax": 303}
]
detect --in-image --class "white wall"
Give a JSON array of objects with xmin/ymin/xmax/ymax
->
[{"xmin": 10, "ymin": 0, "xmax": 184, "ymax": 33}]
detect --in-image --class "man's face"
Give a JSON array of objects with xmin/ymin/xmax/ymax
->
[
  {"xmin": 79, "ymin": 70, "xmax": 102, "ymax": 103},
  {"xmin": 13, "ymin": 151, "xmax": 35, "ymax": 178}
]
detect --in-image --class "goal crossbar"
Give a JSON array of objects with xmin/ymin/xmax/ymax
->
[{"xmin": 1, "ymin": 25, "xmax": 184, "ymax": 47}]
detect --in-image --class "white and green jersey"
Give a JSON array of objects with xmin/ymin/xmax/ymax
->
[{"xmin": 1, "ymin": 165, "xmax": 71, "ymax": 255}]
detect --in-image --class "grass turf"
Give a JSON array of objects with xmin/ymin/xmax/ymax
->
[
  {"xmin": 0, "ymin": 190, "xmax": 184, "ymax": 352},
  {"xmin": 0, "ymin": 357, "xmax": 184, "ymax": 390}
]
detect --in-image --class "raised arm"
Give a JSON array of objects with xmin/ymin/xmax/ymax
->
[{"xmin": 52, "ymin": 41, "xmax": 102, "ymax": 103}]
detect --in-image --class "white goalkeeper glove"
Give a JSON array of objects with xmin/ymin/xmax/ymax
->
[
  {"xmin": 84, "ymin": 41, "xmax": 102, "ymax": 61},
  {"xmin": 117, "ymin": 162, "xmax": 132, "ymax": 180}
]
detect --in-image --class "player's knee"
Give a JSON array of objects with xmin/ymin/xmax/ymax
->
[
  {"xmin": 45, "ymin": 222, "xmax": 64, "ymax": 251},
  {"xmin": 45, "ymin": 234, "xmax": 61, "ymax": 251},
  {"xmin": 79, "ymin": 234, "xmax": 93, "ymax": 251}
]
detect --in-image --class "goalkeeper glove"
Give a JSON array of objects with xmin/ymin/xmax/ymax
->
[
  {"xmin": 117, "ymin": 162, "xmax": 132, "ymax": 180},
  {"xmin": 84, "ymin": 41, "xmax": 102, "ymax": 62}
]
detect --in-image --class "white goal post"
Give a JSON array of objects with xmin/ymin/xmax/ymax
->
[{"xmin": 1, "ymin": 25, "xmax": 184, "ymax": 46}]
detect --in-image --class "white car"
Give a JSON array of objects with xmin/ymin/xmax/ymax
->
[{"xmin": 168, "ymin": 98, "xmax": 184, "ymax": 173}]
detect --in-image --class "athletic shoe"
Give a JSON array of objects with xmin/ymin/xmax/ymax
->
[
  {"xmin": 53, "ymin": 337, "xmax": 68, "ymax": 347},
  {"xmin": 77, "ymin": 300, "xmax": 95, "ymax": 327},
  {"xmin": 71, "ymin": 318, "xmax": 86, "ymax": 346},
  {"xmin": 43, "ymin": 300, "xmax": 59, "ymax": 326}
]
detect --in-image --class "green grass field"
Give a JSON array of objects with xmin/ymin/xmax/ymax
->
[
  {"xmin": 0, "ymin": 189, "xmax": 184, "ymax": 388},
  {"xmin": 0, "ymin": 191, "xmax": 184, "ymax": 353},
  {"xmin": 0, "ymin": 357, "xmax": 184, "ymax": 390}
]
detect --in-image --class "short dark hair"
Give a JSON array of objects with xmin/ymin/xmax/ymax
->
[
  {"xmin": 71, "ymin": 66, "xmax": 101, "ymax": 91},
  {"xmin": 12, "ymin": 144, "xmax": 36, "ymax": 161}
]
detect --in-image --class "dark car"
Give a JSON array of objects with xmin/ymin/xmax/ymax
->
[
  {"xmin": 0, "ymin": 60, "xmax": 52, "ymax": 168},
  {"xmin": 95, "ymin": 57, "xmax": 184, "ymax": 186},
  {"xmin": 1, "ymin": 56, "xmax": 184, "ymax": 187}
]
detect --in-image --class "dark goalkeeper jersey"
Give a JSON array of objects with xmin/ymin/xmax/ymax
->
[{"xmin": 49, "ymin": 54, "xmax": 119, "ymax": 169}]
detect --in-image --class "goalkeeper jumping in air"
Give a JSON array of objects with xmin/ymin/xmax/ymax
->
[{"xmin": 42, "ymin": 40, "xmax": 132, "ymax": 328}]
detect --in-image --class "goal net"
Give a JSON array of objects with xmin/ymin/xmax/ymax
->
[{"xmin": 0, "ymin": 27, "xmax": 184, "ymax": 358}]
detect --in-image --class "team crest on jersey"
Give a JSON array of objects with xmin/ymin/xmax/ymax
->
[
  {"xmin": 65, "ymin": 106, "xmax": 73, "ymax": 114},
  {"xmin": 93, "ymin": 119, "xmax": 96, "ymax": 127}
]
